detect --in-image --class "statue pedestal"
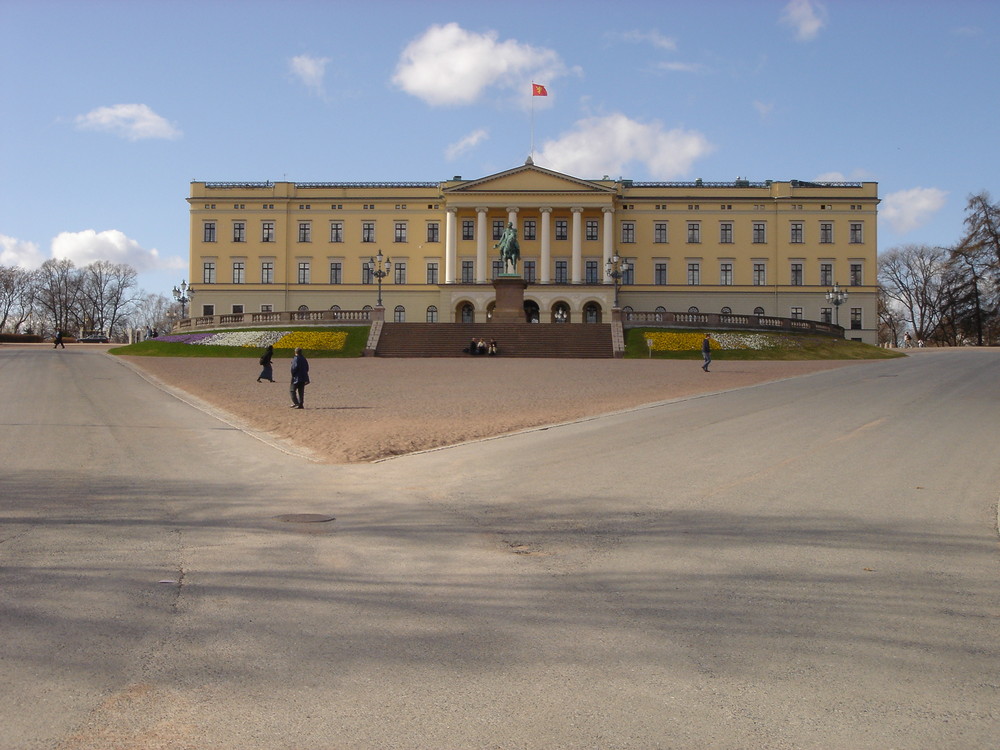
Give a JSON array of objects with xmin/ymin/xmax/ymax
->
[{"xmin": 492, "ymin": 276, "xmax": 528, "ymax": 323}]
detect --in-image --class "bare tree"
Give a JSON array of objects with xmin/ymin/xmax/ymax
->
[
  {"xmin": 0, "ymin": 266, "xmax": 38, "ymax": 334},
  {"xmin": 878, "ymin": 245, "xmax": 951, "ymax": 342},
  {"xmin": 123, "ymin": 292, "xmax": 176, "ymax": 336},
  {"xmin": 34, "ymin": 258, "xmax": 83, "ymax": 336},
  {"xmin": 945, "ymin": 191, "xmax": 1000, "ymax": 345},
  {"xmin": 79, "ymin": 260, "xmax": 139, "ymax": 339}
]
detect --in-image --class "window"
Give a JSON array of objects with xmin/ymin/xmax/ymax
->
[
  {"xmin": 394, "ymin": 222, "xmax": 407, "ymax": 243},
  {"xmin": 621, "ymin": 222, "xmax": 635, "ymax": 243},
  {"xmin": 654, "ymin": 222, "xmax": 668, "ymax": 243},
  {"xmin": 426, "ymin": 305, "xmax": 438, "ymax": 323},
  {"xmin": 461, "ymin": 260, "xmax": 474, "ymax": 283},
  {"xmin": 820, "ymin": 263, "xmax": 833, "ymax": 287},
  {"xmin": 687, "ymin": 222, "xmax": 701, "ymax": 243},
  {"xmin": 622, "ymin": 262, "xmax": 634, "ymax": 285},
  {"xmin": 719, "ymin": 222, "xmax": 733, "ymax": 243},
  {"xmin": 850, "ymin": 263, "xmax": 863, "ymax": 286},
  {"xmin": 585, "ymin": 260, "xmax": 599, "ymax": 284},
  {"xmin": 203, "ymin": 222, "xmax": 216, "ymax": 242},
  {"xmin": 523, "ymin": 260, "xmax": 536, "ymax": 282},
  {"xmin": 654, "ymin": 262, "xmax": 667, "ymax": 285},
  {"xmin": 426, "ymin": 261, "xmax": 439, "ymax": 284},
  {"xmin": 555, "ymin": 260, "xmax": 568, "ymax": 283},
  {"xmin": 790, "ymin": 222, "xmax": 803, "ymax": 243},
  {"xmin": 232, "ymin": 261, "xmax": 245, "ymax": 284},
  {"xmin": 820, "ymin": 223, "xmax": 833, "ymax": 243},
  {"xmin": 752, "ymin": 222, "xmax": 767, "ymax": 243},
  {"xmin": 586, "ymin": 219, "xmax": 599, "ymax": 241},
  {"xmin": 261, "ymin": 261, "xmax": 273, "ymax": 284},
  {"xmin": 261, "ymin": 304, "xmax": 273, "ymax": 313},
  {"xmin": 262, "ymin": 221, "xmax": 274, "ymax": 242},
  {"xmin": 523, "ymin": 219, "xmax": 536, "ymax": 241},
  {"xmin": 232, "ymin": 304, "xmax": 244, "ymax": 315},
  {"xmin": 393, "ymin": 261, "xmax": 406, "ymax": 284},
  {"xmin": 753, "ymin": 262, "xmax": 766, "ymax": 286},
  {"xmin": 493, "ymin": 220, "xmax": 505, "ymax": 241},
  {"xmin": 791, "ymin": 262, "xmax": 803, "ymax": 286},
  {"xmin": 426, "ymin": 222, "xmax": 439, "ymax": 242},
  {"xmin": 202, "ymin": 304, "xmax": 215, "ymax": 316},
  {"xmin": 721, "ymin": 306, "xmax": 732, "ymax": 315},
  {"xmin": 202, "ymin": 261, "xmax": 216, "ymax": 284},
  {"xmin": 720, "ymin": 262, "xmax": 733, "ymax": 285},
  {"xmin": 754, "ymin": 306, "xmax": 765, "ymax": 315},
  {"xmin": 330, "ymin": 222, "xmax": 343, "ymax": 242},
  {"xmin": 791, "ymin": 306, "xmax": 803, "ymax": 320},
  {"xmin": 462, "ymin": 220, "xmax": 474, "ymax": 241},
  {"xmin": 362, "ymin": 222, "xmax": 375, "ymax": 243},
  {"xmin": 687, "ymin": 306, "xmax": 700, "ymax": 313},
  {"xmin": 687, "ymin": 262, "xmax": 700, "ymax": 285},
  {"xmin": 850, "ymin": 223, "xmax": 864, "ymax": 243},
  {"xmin": 460, "ymin": 303, "xmax": 474, "ymax": 323},
  {"xmin": 393, "ymin": 305, "xmax": 405, "ymax": 323},
  {"xmin": 362, "ymin": 261, "xmax": 373, "ymax": 284},
  {"xmin": 233, "ymin": 221, "xmax": 245, "ymax": 242},
  {"xmin": 821, "ymin": 307, "xmax": 832, "ymax": 323},
  {"xmin": 298, "ymin": 222, "xmax": 311, "ymax": 243},
  {"xmin": 555, "ymin": 220, "xmax": 568, "ymax": 241},
  {"xmin": 850, "ymin": 308, "xmax": 862, "ymax": 329},
  {"xmin": 297, "ymin": 262, "xmax": 310, "ymax": 284},
  {"xmin": 329, "ymin": 262, "xmax": 342, "ymax": 284}
]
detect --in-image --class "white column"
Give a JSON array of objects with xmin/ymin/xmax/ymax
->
[
  {"xmin": 540, "ymin": 207, "xmax": 552, "ymax": 284},
  {"xmin": 445, "ymin": 207, "xmax": 458, "ymax": 283},
  {"xmin": 476, "ymin": 207, "xmax": 488, "ymax": 283},
  {"xmin": 603, "ymin": 206, "xmax": 615, "ymax": 281},
  {"xmin": 571, "ymin": 207, "xmax": 583, "ymax": 284}
]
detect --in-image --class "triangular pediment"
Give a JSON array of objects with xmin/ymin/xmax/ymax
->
[{"xmin": 444, "ymin": 163, "xmax": 616, "ymax": 196}]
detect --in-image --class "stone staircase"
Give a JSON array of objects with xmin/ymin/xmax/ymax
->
[{"xmin": 374, "ymin": 323, "xmax": 615, "ymax": 358}]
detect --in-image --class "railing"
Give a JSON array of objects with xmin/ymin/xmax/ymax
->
[
  {"xmin": 622, "ymin": 310, "xmax": 843, "ymax": 337},
  {"xmin": 175, "ymin": 308, "xmax": 377, "ymax": 332}
]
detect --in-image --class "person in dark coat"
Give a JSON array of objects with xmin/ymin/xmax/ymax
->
[
  {"xmin": 53, "ymin": 331, "xmax": 65, "ymax": 349},
  {"xmin": 257, "ymin": 345, "xmax": 274, "ymax": 382},
  {"xmin": 701, "ymin": 333, "xmax": 712, "ymax": 372},
  {"xmin": 289, "ymin": 347, "xmax": 310, "ymax": 409}
]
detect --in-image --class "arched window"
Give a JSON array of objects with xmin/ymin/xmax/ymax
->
[
  {"xmin": 721, "ymin": 306, "xmax": 732, "ymax": 315},
  {"xmin": 460, "ymin": 303, "xmax": 474, "ymax": 323},
  {"xmin": 297, "ymin": 305, "xmax": 309, "ymax": 311},
  {"xmin": 426, "ymin": 305, "xmax": 438, "ymax": 323},
  {"xmin": 583, "ymin": 302, "xmax": 601, "ymax": 323},
  {"xmin": 362, "ymin": 304, "xmax": 373, "ymax": 311},
  {"xmin": 393, "ymin": 305, "xmax": 405, "ymax": 323},
  {"xmin": 330, "ymin": 304, "xmax": 341, "ymax": 310},
  {"xmin": 754, "ymin": 306, "xmax": 765, "ymax": 315},
  {"xmin": 687, "ymin": 306, "xmax": 700, "ymax": 314},
  {"xmin": 553, "ymin": 302, "xmax": 570, "ymax": 323},
  {"xmin": 654, "ymin": 305, "xmax": 665, "ymax": 322}
]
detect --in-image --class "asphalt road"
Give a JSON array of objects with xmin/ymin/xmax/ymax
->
[{"xmin": 1, "ymin": 346, "xmax": 997, "ymax": 749}]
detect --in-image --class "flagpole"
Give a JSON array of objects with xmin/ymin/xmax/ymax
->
[{"xmin": 530, "ymin": 83, "xmax": 536, "ymax": 160}]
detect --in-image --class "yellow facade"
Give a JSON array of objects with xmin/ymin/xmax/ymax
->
[{"xmin": 188, "ymin": 162, "xmax": 879, "ymax": 342}]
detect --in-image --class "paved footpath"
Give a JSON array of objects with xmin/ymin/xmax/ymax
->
[{"xmin": 1, "ymin": 346, "xmax": 998, "ymax": 749}]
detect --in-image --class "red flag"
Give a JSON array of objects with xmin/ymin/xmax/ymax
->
[{"xmin": 532, "ymin": 83, "xmax": 548, "ymax": 97}]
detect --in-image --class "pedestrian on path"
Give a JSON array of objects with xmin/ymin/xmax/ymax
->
[
  {"xmin": 289, "ymin": 347, "xmax": 310, "ymax": 409},
  {"xmin": 701, "ymin": 333, "xmax": 712, "ymax": 372},
  {"xmin": 257, "ymin": 344, "xmax": 274, "ymax": 382},
  {"xmin": 53, "ymin": 331, "xmax": 65, "ymax": 349}
]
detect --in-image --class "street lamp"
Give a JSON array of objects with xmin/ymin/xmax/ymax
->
[
  {"xmin": 370, "ymin": 250, "xmax": 391, "ymax": 307},
  {"xmin": 826, "ymin": 281, "xmax": 848, "ymax": 327},
  {"xmin": 606, "ymin": 254, "xmax": 629, "ymax": 308},
  {"xmin": 172, "ymin": 280, "xmax": 194, "ymax": 318}
]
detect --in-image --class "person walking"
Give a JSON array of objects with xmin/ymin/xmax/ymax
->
[
  {"xmin": 257, "ymin": 344, "xmax": 275, "ymax": 382},
  {"xmin": 701, "ymin": 333, "xmax": 712, "ymax": 372},
  {"xmin": 53, "ymin": 331, "xmax": 65, "ymax": 349},
  {"xmin": 289, "ymin": 347, "xmax": 310, "ymax": 409}
]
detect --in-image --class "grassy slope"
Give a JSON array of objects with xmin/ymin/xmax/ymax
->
[
  {"xmin": 109, "ymin": 327, "xmax": 369, "ymax": 358},
  {"xmin": 624, "ymin": 328, "xmax": 904, "ymax": 360}
]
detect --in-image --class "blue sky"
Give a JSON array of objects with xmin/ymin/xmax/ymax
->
[{"xmin": 2, "ymin": 0, "xmax": 997, "ymax": 296}]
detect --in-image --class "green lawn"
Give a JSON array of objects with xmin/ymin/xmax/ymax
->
[
  {"xmin": 624, "ymin": 328, "xmax": 903, "ymax": 360},
  {"xmin": 109, "ymin": 326, "xmax": 370, "ymax": 358}
]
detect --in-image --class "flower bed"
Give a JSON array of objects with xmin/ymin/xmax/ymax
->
[
  {"xmin": 156, "ymin": 330, "xmax": 348, "ymax": 351},
  {"xmin": 644, "ymin": 331, "xmax": 794, "ymax": 351}
]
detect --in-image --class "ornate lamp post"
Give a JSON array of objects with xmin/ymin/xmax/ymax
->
[
  {"xmin": 605, "ymin": 254, "xmax": 629, "ymax": 308},
  {"xmin": 370, "ymin": 250, "xmax": 391, "ymax": 307},
  {"xmin": 826, "ymin": 281, "xmax": 848, "ymax": 327},
  {"xmin": 172, "ymin": 280, "xmax": 193, "ymax": 318}
]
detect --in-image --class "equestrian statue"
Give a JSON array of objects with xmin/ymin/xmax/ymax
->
[{"xmin": 494, "ymin": 221, "xmax": 520, "ymax": 274}]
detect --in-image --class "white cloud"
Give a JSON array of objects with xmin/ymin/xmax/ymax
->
[
  {"xmin": 290, "ymin": 54, "xmax": 331, "ymax": 97},
  {"xmin": 392, "ymin": 23, "xmax": 565, "ymax": 106},
  {"xmin": 536, "ymin": 114, "xmax": 714, "ymax": 180},
  {"xmin": 780, "ymin": 0, "xmax": 828, "ymax": 42},
  {"xmin": 74, "ymin": 104, "xmax": 181, "ymax": 141},
  {"xmin": 656, "ymin": 61, "xmax": 708, "ymax": 74},
  {"xmin": 0, "ymin": 235, "xmax": 45, "ymax": 268},
  {"xmin": 753, "ymin": 100, "xmax": 774, "ymax": 119},
  {"xmin": 881, "ymin": 187, "xmax": 947, "ymax": 234},
  {"xmin": 609, "ymin": 30, "xmax": 678, "ymax": 51},
  {"xmin": 445, "ymin": 128, "xmax": 489, "ymax": 161},
  {"xmin": 51, "ymin": 229, "xmax": 183, "ymax": 272}
]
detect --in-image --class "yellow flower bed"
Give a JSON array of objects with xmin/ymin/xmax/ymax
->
[
  {"xmin": 273, "ymin": 331, "xmax": 348, "ymax": 351},
  {"xmin": 644, "ymin": 331, "xmax": 716, "ymax": 351}
]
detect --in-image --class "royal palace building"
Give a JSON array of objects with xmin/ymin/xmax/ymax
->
[{"xmin": 187, "ymin": 161, "xmax": 879, "ymax": 344}]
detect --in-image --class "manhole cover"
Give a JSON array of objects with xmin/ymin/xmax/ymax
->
[{"xmin": 273, "ymin": 513, "xmax": 336, "ymax": 524}]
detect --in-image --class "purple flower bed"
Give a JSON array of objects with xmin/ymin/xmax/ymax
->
[{"xmin": 156, "ymin": 333, "xmax": 215, "ymax": 344}]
